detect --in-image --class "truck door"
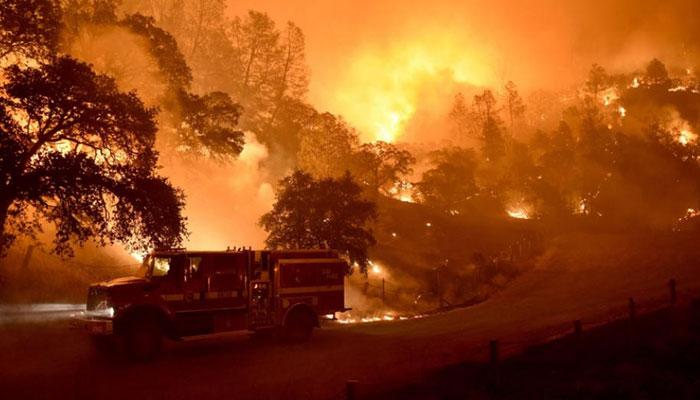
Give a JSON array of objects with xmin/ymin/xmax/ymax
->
[
  {"xmin": 203, "ymin": 254, "xmax": 248, "ymax": 332},
  {"xmin": 172, "ymin": 255, "xmax": 213, "ymax": 336}
]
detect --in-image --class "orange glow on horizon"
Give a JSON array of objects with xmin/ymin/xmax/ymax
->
[{"xmin": 331, "ymin": 35, "xmax": 496, "ymax": 142}]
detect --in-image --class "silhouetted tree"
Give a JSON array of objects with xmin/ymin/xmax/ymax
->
[
  {"xmin": 585, "ymin": 63, "xmax": 610, "ymax": 100},
  {"xmin": 474, "ymin": 89, "xmax": 497, "ymax": 122},
  {"xmin": 645, "ymin": 58, "xmax": 670, "ymax": 87},
  {"xmin": 61, "ymin": 6, "xmax": 246, "ymax": 161},
  {"xmin": 530, "ymin": 122, "xmax": 579, "ymax": 218},
  {"xmin": 504, "ymin": 81, "xmax": 525, "ymax": 132},
  {"xmin": 0, "ymin": 56, "xmax": 186, "ymax": 255},
  {"xmin": 120, "ymin": 13, "xmax": 193, "ymax": 89},
  {"xmin": 226, "ymin": 11, "xmax": 309, "ymax": 133},
  {"xmin": 0, "ymin": 0, "xmax": 61, "ymax": 60},
  {"xmin": 351, "ymin": 141, "xmax": 415, "ymax": 197},
  {"xmin": 417, "ymin": 147, "xmax": 479, "ymax": 214},
  {"xmin": 481, "ymin": 117, "xmax": 507, "ymax": 162},
  {"xmin": 171, "ymin": 90, "xmax": 245, "ymax": 159},
  {"xmin": 268, "ymin": 22, "xmax": 309, "ymax": 126},
  {"xmin": 448, "ymin": 92, "xmax": 478, "ymax": 141},
  {"xmin": 119, "ymin": 0, "xmax": 230, "ymax": 93},
  {"xmin": 260, "ymin": 171, "xmax": 377, "ymax": 271},
  {"xmin": 297, "ymin": 112, "xmax": 358, "ymax": 178}
]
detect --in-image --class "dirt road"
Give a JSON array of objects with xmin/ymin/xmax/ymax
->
[{"xmin": 2, "ymin": 234, "xmax": 700, "ymax": 399}]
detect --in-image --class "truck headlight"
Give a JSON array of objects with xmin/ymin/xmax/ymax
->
[
  {"xmin": 103, "ymin": 306, "xmax": 115, "ymax": 318},
  {"xmin": 88, "ymin": 301, "xmax": 115, "ymax": 318}
]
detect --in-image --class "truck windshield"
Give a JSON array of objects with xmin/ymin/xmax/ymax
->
[{"xmin": 145, "ymin": 255, "xmax": 186, "ymax": 279}]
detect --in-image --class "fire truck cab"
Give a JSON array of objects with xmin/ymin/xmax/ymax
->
[{"xmin": 77, "ymin": 248, "xmax": 347, "ymax": 360}]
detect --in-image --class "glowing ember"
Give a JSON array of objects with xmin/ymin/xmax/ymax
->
[
  {"xmin": 674, "ymin": 208, "xmax": 700, "ymax": 230},
  {"xmin": 576, "ymin": 199, "xmax": 588, "ymax": 215},
  {"xmin": 399, "ymin": 194, "xmax": 415, "ymax": 203},
  {"xmin": 668, "ymin": 86, "xmax": 688, "ymax": 92},
  {"xmin": 601, "ymin": 88, "xmax": 618, "ymax": 106},
  {"xmin": 631, "ymin": 77, "xmax": 641, "ymax": 88},
  {"xmin": 391, "ymin": 181, "xmax": 416, "ymax": 203},
  {"xmin": 425, "ymin": 222, "xmax": 432, "ymax": 227},
  {"xmin": 506, "ymin": 208, "xmax": 530, "ymax": 219},
  {"xmin": 368, "ymin": 260, "xmax": 382, "ymax": 274},
  {"xmin": 618, "ymin": 106, "xmax": 626, "ymax": 118},
  {"xmin": 678, "ymin": 129, "xmax": 697, "ymax": 146}
]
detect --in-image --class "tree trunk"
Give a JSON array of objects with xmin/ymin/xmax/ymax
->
[{"xmin": 0, "ymin": 196, "xmax": 12, "ymax": 254}]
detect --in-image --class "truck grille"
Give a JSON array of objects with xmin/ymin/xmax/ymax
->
[{"xmin": 86, "ymin": 286, "xmax": 106, "ymax": 311}]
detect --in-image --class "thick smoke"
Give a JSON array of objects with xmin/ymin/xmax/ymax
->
[
  {"xmin": 162, "ymin": 133, "xmax": 275, "ymax": 250},
  {"xmin": 66, "ymin": 24, "xmax": 276, "ymax": 251},
  {"xmin": 228, "ymin": 0, "xmax": 700, "ymax": 143}
]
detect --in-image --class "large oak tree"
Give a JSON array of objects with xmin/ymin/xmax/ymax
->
[
  {"xmin": 260, "ymin": 170, "xmax": 377, "ymax": 271},
  {"xmin": 0, "ymin": 54, "xmax": 187, "ymax": 255}
]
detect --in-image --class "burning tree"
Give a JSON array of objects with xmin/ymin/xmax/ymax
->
[
  {"xmin": 260, "ymin": 170, "xmax": 377, "ymax": 271},
  {"xmin": 0, "ymin": 0, "xmax": 60, "ymax": 60},
  {"xmin": 417, "ymin": 147, "xmax": 479, "ymax": 213},
  {"xmin": 351, "ymin": 141, "xmax": 416, "ymax": 197},
  {"xmin": 61, "ymin": 5, "xmax": 246, "ymax": 161}
]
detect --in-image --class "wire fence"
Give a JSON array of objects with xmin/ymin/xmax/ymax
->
[{"xmin": 325, "ymin": 277, "xmax": 700, "ymax": 400}]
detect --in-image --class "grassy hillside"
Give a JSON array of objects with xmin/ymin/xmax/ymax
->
[{"xmin": 361, "ymin": 198, "xmax": 544, "ymax": 309}]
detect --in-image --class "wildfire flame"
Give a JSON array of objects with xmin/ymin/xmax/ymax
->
[
  {"xmin": 678, "ymin": 129, "xmax": 697, "ymax": 146},
  {"xmin": 368, "ymin": 260, "xmax": 382, "ymax": 275},
  {"xmin": 668, "ymin": 86, "xmax": 688, "ymax": 93},
  {"xmin": 618, "ymin": 106, "xmax": 627, "ymax": 118},
  {"xmin": 130, "ymin": 252, "xmax": 146, "ymax": 263},
  {"xmin": 674, "ymin": 207, "xmax": 700, "ymax": 231},
  {"xmin": 506, "ymin": 209, "xmax": 529, "ymax": 219},
  {"xmin": 389, "ymin": 181, "xmax": 416, "ymax": 203},
  {"xmin": 333, "ymin": 311, "xmax": 425, "ymax": 324},
  {"xmin": 399, "ymin": 193, "xmax": 415, "ymax": 203},
  {"xmin": 328, "ymin": 34, "xmax": 494, "ymax": 142},
  {"xmin": 601, "ymin": 87, "xmax": 619, "ymax": 106}
]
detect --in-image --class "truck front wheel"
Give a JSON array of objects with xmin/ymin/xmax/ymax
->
[
  {"xmin": 123, "ymin": 314, "xmax": 163, "ymax": 361},
  {"xmin": 283, "ymin": 309, "xmax": 314, "ymax": 342}
]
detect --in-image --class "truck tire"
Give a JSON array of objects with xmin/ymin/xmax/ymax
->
[
  {"xmin": 283, "ymin": 308, "xmax": 314, "ymax": 342},
  {"xmin": 123, "ymin": 314, "xmax": 162, "ymax": 362}
]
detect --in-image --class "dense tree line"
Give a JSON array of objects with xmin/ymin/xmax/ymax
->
[
  {"xmin": 419, "ymin": 59, "xmax": 700, "ymax": 231},
  {"xmin": 3, "ymin": 0, "xmax": 700, "ymax": 266}
]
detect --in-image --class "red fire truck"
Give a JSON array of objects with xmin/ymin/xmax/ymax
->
[{"xmin": 77, "ymin": 248, "xmax": 348, "ymax": 360}]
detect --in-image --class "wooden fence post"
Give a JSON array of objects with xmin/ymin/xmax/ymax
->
[
  {"xmin": 489, "ymin": 340, "xmax": 499, "ymax": 365},
  {"xmin": 669, "ymin": 278, "xmax": 677, "ymax": 305},
  {"xmin": 573, "ymin": 320, "xmax": 582, "ymax": 338},
  {"xmin": 382, "ymin": 278, "xmax": 385, "ymax": 307},
  {"xmin": 346, "ymin": 380, "xmax": 359, "ymax": 400},
  {"xmin": 572, "ymin": 319, "xmax": 584, "ymax": 365},
  {"xmin": 628, "ymin": 298, "xmax": 636, "ymax": 321},
  {"xmin": 691, "ymin": 298, "xmax": 700, "ymax": 333}
]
